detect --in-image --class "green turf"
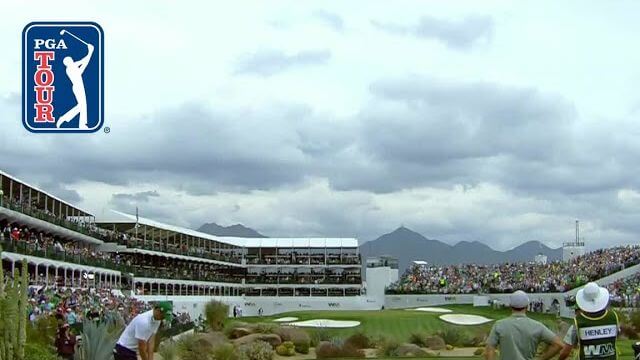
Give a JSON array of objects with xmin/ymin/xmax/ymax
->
[
  {"xmin": 227, "ymin": 305, "xmax": 640, "ymax": 359},
  {"xmin": 229, "ymin": 305, "xmax": 564, "ymax": 343}
]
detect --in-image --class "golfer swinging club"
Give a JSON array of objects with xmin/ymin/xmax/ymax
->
[
  {"xmin": 114, "ymin": 301, "xmax": 172, "ymax": 360},
  {"xmin": 56, "ymin": 29, "xmax": 93, "ymax": 130}
]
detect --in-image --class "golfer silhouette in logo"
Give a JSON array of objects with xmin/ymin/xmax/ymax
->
[{"xmin": 56, "ymin": 29, "xmax": 94, "ymax": 130}]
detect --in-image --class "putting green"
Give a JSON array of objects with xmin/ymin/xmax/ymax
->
[{"xmin": 231, "ymin": 305, "xmax": 563, "ymax": 343}]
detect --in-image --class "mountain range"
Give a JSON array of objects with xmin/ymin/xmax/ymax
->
[
  {"xmin": 197, "ymin": 222, "xmax": 267, "ymax": 238},
  {"xmin": 360, "ymin": 226, "xmax": 561, "ymax": 271},
  {"xmin": 195, "ymin": 222, "xmax": 561, "ymax": 271}
]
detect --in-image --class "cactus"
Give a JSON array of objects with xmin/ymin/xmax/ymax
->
[
  {"xmin": 16, "ymin": 260, "xmax": 28, "ymax": 360},
  {"xmin": 0, "ymin": 245, "xmax": 5, "ymax": 360},
  {"xmin": 0, "ymin": 245, "xmax": 29, "ymax": 360}
]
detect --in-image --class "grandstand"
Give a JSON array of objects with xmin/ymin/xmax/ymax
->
[
  {"xmin": 94, "ymin": 210, "xmax": 363, "ymax": 298},
  {"xmin": 387, "ymin": 246, "xmax": 640, "ymax": 295},
  {"xmin": 0, "ymin": 169, "xmax": 369, "ymax": 318},
  {"xmin": 3, "ymin": 168, "xmax": 640, "ymax": 320}
]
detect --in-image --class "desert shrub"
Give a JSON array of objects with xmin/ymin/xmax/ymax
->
[
  {"xmin": 158, "ymin": 340, "xmax": 178, "ymax": 360},
  {"xmin": 276, "ymin": 341, "xmax": 296, "ymax": 356},
  {"xmin": 212, "ymin": 343, "xmax": 238, "ymax": 360},
  {"xmin": 238, "ymin": 340, "xmax": 274, "ymax": 360},
  {"xmin": 251, "ymin": 323, "xmax": 278, "ymax": 334},
  {"xmin": 424, "ymin": 335, "xmax": 446, "ymax": 350},
  {"xmin": 275, "ymin": 327, "xmax": 311, "ymax": 353},
  {"xmin": 24, "ymin": 343, "xmax": 58, "ymax": 360},
  {"xmin": 316, "ymin": 341, "xmax": 365, "ymax": 359},
  {"xmin": 345, "ymin": 332, "xmax": 371, "ymax": 349},
  {"xmin": 408, "ymin": 332, "xmax": 426, "ymax": 347},
  {"xmin": 469, "ymin": 332, "xmax": 487, "ymax": 347},
  {"xmin": 200, "ymin": 332, "xmax": 229, "ymax": 347},
  {"xmin": 340, "ymin": 343, "xmax": 366, "ymax": 358},
  {"xmin": 368, "ymin": 334, "xmax": 389, "ymax": 348},
  {"xmin": 377, "ymin": 339, "xmax": 401, "ymax": 358},
  {"xmin": 474, "ymin": 348, "xmax": 485, "ymax": 356},
  {"xmin": 436, "ymin": 326, "xmax": 467, "ymax": 346},
  {"xmin": 316, "ymin": 342, "xmax": 338, "ymax": 359},
  {"xmin": 292, "ymin": 332, "xmax": 310, "ymax": 354},
  {"xmin": 310, "ymin": 329, "xmax": 332, "ymax": 347},
  {"xmin": 459, "ymin": 333, "xmax": 476, "ymax": 347},
  {"xmin": 205, "ymin": 300, "xmax": 229, "ymax": 331},
  {"xmin": 176, "ymin": 333, "xmax": 214, "ymax": 360},
  {"xmin": 295, "ymin": 340, "xmax": 310, "ymax": 354}
]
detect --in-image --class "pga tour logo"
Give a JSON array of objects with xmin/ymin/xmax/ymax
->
[{"xmin": 22, "ymin": 22, "xmax": 104, "ymax": 133}]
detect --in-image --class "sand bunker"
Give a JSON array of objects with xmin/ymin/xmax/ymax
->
[
  {"xmin": 439, "ymin": 314, "xmax": 493, "ymax": 325},
  {"xmin": 273, "ymin": 317, "xmax": 299, "ymax": 322},
  {"xmin": 289, "ymin": 319, "xmax": 361, "ymax": 328},
  {"xmin": 407, "ymin": 307, "xmax": 453, "ymax": 313}
]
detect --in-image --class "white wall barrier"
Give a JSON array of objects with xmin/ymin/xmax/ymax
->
[
  {"xmin": 135, "ymin": 291, "xmax": 572, "ymax": 320},
  {"xmin": 134, "ymin": 295, "xmax": 385, "ymax": 320},
  {"xmin": 473, "ymin": 295, "xmax": 490, "ymax": 307}
]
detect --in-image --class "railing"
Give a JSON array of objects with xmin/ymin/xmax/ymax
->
[
  {"xmin": 113, "ymin": 238, "xmax": 243, "ymax": 264},
  {"xmin": 132, "ymin": 267, "xmax": 242, "ymax": 284},
  {"xmin": 0, "ymin": 197, "xmax": 111, "ymax": 242},
  {"xmin": 0, "ymin": 237, "xmax": 134, "ymax": 273},
  {"xmin": 563, "ymin": 241, "xmax": 585, "ymax": 247},
  {"xmin": 244, "ymin": 277, "xmax": 362, "ymax": 285},
  {"xmin": 0, "ymin": 236, "xmax": 250, "ymax": 284},
  {"xmin": 245, "ymin": 257, "xmax": 362, "ymax": 266}
]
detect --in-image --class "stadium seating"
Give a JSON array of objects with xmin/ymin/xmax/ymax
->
[{"xmin": 387, "ymin": 246, "xmax": 640, "ymax": 294}]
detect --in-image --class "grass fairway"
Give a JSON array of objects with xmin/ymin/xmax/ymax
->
[{"xmin": 229, "ymin": 305, "xmax": 640, "ymax": 359}]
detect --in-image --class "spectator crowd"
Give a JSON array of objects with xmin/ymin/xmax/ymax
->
[
  {"xmin": 27, "ymin": 286, "xmax": 149, "ymax": 327},
  {"xmin": 387, "ymin": 245, "xmax": 640, "ymax": 294},
  {"xmin": 22, "ymin": 285, "xmax": 195, "ymax": 359},
  {"xmin": 607, "ymin": 273, "xmax": 640, "ymax": 307}
]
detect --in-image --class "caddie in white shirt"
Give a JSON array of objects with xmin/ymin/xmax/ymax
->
[{"xmin": 113, "ymin": 302, "xmax": 172, "ymax": 360}]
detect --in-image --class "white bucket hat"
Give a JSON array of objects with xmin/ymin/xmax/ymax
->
[{"xmin": 576, "ymin": 282, "xmax": 609, "ymax": 313}]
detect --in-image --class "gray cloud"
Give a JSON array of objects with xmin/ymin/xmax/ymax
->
[
  {"xmin": 372, "ymin": 15, "xmax": 494, "ymax": 49},
  {"xmin": 3, "ymin": 75, "xmax": 640, "ymax": 249},
  {"xmin": 235, "ymin": 49, "xmax": 331, "ymax": 76},
  {"xmin": 337, "ymin": 76, "xmax": 627, "ymax": 195},
  {"xmin": 108, "ymin": 190, "xmax": 180, "ymax": 224},
  {"xmin": 112, "ymin": 190, "xmax": 160, "ymax": 203},
  {"xmin": 3, "ymin": 76, "xmax": 637, "ymax": 199},
  {"xmin": 39, "ymin": 181, "xmax": 83, "ymax": 204},
  {"xmin": 312, "ymin": 10, "xmax": 344, "ymax": 32},
  {"xmin": 0, "ymin": 101, "xmax": 317, "ymax": 195}
]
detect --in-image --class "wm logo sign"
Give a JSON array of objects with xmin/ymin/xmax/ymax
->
[{"xmin": 583, "ymin": 343, "xmax": 615, "ymax": 357}]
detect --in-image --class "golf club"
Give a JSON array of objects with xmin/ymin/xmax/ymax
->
[{"xmin": 60, "ymin": 29, "xmax": 90, "ymax": 47}]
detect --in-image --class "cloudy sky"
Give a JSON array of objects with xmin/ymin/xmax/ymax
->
[{"xmin": 1, "ymin": 1, "xmax": 639, "ymax": 250}]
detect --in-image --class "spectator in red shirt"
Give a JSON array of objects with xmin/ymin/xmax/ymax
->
[
  {"xmin": 11, "ymin": 228, "xmax": 20, "ymax": 241},
  {"xmin": 55, "ymin": 324, "xmax": 76, "ymax": 360}
]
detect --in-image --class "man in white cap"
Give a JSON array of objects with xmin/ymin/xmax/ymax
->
[
  {"xmin": 485, "ymin": 290, "xmax": 564, "ymax": 360},
  {"xmin": 559, "ymin": 282, "xmax": 618, "ymax": 360}
]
